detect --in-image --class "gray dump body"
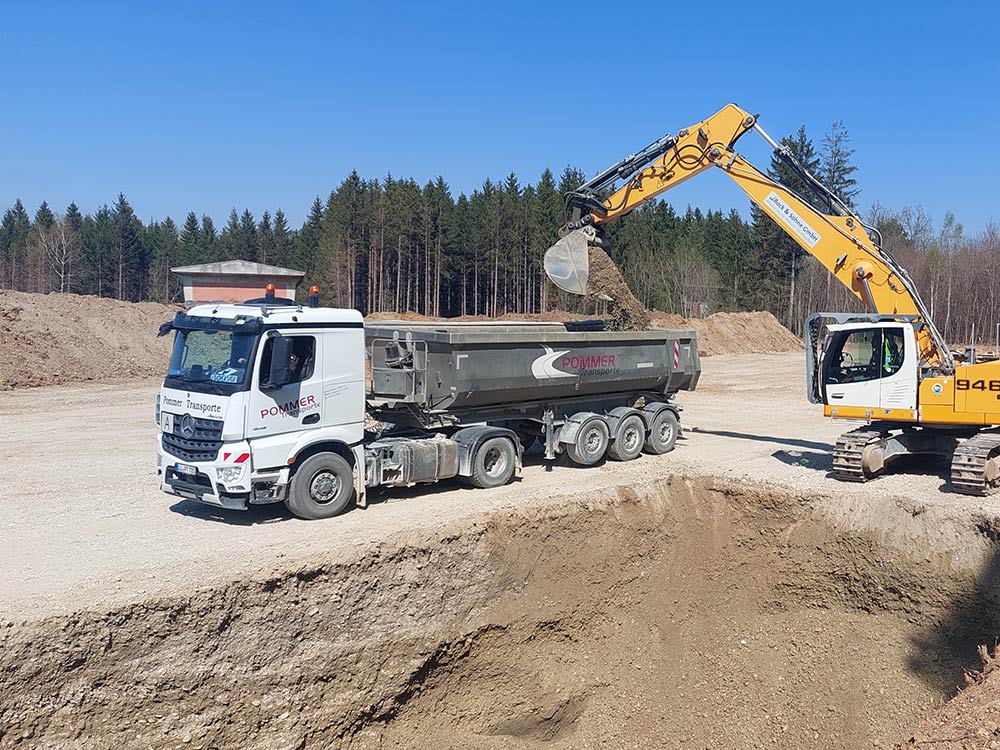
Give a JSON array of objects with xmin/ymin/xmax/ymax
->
[{"xmin": 366, "ymin": 321, "xmax": 699, "ymax": 424}]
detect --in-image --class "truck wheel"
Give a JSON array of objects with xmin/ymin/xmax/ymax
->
[
  {"xmin": 468, "ymin": 437, "xmax": 517, "ymax": 489},
  {"xmin": 644, "ymin": 410, "xmax": 679, "ymax": 455},
  {"xmin": 608, "ymin": 414, "xmax": 645, "ymax": 462},
  {"xmin": 286, "ymin": 453, "xmax": 355, "ymax": 520},
  {"xmin": 566, "ymin": 417, "xmax": 610, "ymax": 466}
]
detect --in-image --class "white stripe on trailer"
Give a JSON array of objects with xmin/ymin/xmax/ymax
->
[
  {"xmin": 673, "ymin": 341, "xmax": 681, "ymax": 368},
  {"xmin": 636, "ymin": 362, "xmax": 655, "ymax": 369}
]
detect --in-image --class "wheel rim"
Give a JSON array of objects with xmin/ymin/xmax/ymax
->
[
  {"xmin": 483, "ymin": 446, "xmax": 508, "ymax": 478},
  {"xmin": 658, "ymin": 419, "xmax": 674, "ymax": 444},
  {"xmin": 622, "ymin": 425, "xmax": 641, "ymax": 452},
  {"xmin": 584, "ymin": 427, "xmax": 604, "ymax": 454},
  {"xmin": 310, "ymin": 470, "xmax": 340, "ymax": 504}
]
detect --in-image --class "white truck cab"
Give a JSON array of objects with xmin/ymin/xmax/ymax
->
[{"xmin": 157, "ymin": 291, "xmax": 366, "ymax": 517}]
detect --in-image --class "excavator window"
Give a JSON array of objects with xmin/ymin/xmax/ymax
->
[
  {"xmin": 826, "ymin": 329, "xmax": 881, "ymax": 384},
  {"xmin": 824, "ymin": 327, "xmax": 906, "ymax": 386}
]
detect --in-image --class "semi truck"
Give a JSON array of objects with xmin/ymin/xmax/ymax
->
[{"xmin": 156, "ymin": 288, "xmax": 700, "ymax": 519}]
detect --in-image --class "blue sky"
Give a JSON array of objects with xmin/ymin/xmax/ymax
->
[{"xmin": 2, "ymin": 0, "xmax": 998, "ymax": 234}]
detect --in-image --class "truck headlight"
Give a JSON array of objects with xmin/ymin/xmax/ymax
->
[{"xmin": 218, "ymin": 466, "xmax": 244, "ymax": 484}]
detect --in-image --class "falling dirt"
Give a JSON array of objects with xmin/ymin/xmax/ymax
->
[
  {"xmin": 2, "ymin": 476, "xmax": 995, "ymax": 750},
  {"xmin": 585, "ymin": 246, "xmax": 650, "ymax": 330}
]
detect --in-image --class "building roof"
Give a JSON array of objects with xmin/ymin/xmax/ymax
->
[{"xmin": 171, "ymin": 261, "xmax": 304, "ymax": 277}]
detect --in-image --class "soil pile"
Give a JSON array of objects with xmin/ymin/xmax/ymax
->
[
  {"xmin": 651, "ymin": 310, "xmax": 803, "ymax": 355},
  {"xmin": 0, "ymin": 290, "xmax": 178, "ymax": 389},
  {"xmin": 586, "ymin": 246, "xmax": 650, "ymax": 330}
]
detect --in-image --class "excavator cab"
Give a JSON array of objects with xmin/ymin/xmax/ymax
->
[{"xmin": 817, "ymin": 321, "xmax": 917, "ymax": 413}]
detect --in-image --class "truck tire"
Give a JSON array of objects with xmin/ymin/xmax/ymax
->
[
  {"xmin": 286, "ymin": 453, "xmax": 355, "ymax": 520},
  {"xmin": 644, "ymin": 410, "xmax": 679, "ymax": 455},
  {"xmin": 467, "ymin": 437, "xmax": 517, "ymax": 489},
  {"xmin": 608, "ymin": 414, "xmax": 646, "ymax": 462},
  {"xmin": 566, "ymin": 417, "xmax": 610, "ymax": 466}
]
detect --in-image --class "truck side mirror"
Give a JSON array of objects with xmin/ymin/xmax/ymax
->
[{"xmin": 264, "ymin": 335, "xmax": 294, "ymax": 390}]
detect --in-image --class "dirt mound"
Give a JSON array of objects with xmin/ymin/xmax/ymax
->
[
  {"xmin": 0, "ymin": 290, "xmax": 178, "ymax": 389},
  {"xmin": 651, "ymin": 310, "xmax": 803, "ymax": 355}
]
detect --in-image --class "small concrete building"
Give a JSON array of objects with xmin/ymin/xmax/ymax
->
[{"xmin": 172, "ymin": 261, "xmax": 305, "ymax": 305}]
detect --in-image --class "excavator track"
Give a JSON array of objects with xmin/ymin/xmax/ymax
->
[
  {"xmin": 831, "ymin": 428, "xmax": 887, "ymax": 482},
  {"xmin": 951, "ymin": 432, "xmax": 1000, "ymax": 496}
]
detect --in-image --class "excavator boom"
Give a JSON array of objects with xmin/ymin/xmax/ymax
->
[{"xmin": 543, "ymin": 104, "xmax": 952, "ymax": 371}]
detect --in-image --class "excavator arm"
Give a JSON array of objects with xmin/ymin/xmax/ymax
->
[{"xmin": 544, "ymin": 103, "xmax": 952, "ymax": 371}]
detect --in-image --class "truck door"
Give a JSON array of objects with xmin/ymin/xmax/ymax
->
[{"xmin": 248, "ymin": 333, "xmax": 324, "ymax": 443}]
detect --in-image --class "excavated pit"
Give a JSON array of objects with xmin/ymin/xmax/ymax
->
[{"xmin": 3, "ymin": 477, "xmax": 999, "ymax": 750}]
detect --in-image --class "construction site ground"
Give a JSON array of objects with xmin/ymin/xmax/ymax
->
[{"xmin": 5, "ymin": 351, "xmax": 1000, "ymax": 749}]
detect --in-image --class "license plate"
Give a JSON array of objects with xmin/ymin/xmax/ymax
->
[{"xmin": 175, "ymin": 463, "xmax": 197, "ymax": 476}]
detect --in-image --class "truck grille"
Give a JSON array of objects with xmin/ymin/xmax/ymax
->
[{"xmin": 162, "ymin": 416, "xmax": 224, "ymax": 462}]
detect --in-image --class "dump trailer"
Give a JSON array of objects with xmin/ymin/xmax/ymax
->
[{"xmin": 156, "ymin": 291, "xmax": 699, "ymax": 520}]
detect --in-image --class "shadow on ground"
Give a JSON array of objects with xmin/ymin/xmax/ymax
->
[
  {"xmin": 690, "ymin": 426, "xmax": 830, "ymax": 452},
  {"xmin": 169, "ymin": 499, "xmax": 296, "ymax": 525},
  {"xmin": 909, "ymin": 534, "xmax": 1000, "ymax": 696}
]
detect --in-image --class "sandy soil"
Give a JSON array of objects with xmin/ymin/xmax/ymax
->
[{"xmin": 3, "ymin": 354, "xmax": 1000, "ymax": 749}]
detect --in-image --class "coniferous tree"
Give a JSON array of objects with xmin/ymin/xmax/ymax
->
[
  {"xmin": 200, "ymin": 215, "xmax": 217, "ymax": 256},
  {"xmin": 1, "ymin": 200, "xmax": 31, "ymax": 290},
  {"xmin": 750, "ymin": 126, "xmax": 820, "ymax": 329},
  {"xmin": 111, "ymin": 194, "xmax": 143, "ymax": 300},
  {"xmin": 63, "ymin": 202, "xmax": 83, "ymax": 293},
  {"xmin": 257, "ymin": 211, "xmax": 274, "ymax": 265},
  {"xmin": 179, "ymin": 212, "xmax": 202, "ymax": 266},
  {"xmin": 821, "ymin": 121, "xmax": 860, "ymax": 208},
  {"xmin": 272, "ymin": 209, "xmax": 292, "ymax": 268},
  {"xmin": 293, "ymin": 197, "xmax": 323, "ymax": 280}
]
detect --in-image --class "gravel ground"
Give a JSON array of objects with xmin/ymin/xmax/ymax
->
[{"xmin": 3, "ymin": 352, "xmax": 999, "ymax": 622}]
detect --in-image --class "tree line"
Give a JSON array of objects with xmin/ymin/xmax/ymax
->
[{"xmin": 2, "ymin": 122, "xmax": 996, "ymax": 345}]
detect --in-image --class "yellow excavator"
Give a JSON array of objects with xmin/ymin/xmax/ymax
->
[{"xmin": 544, "ymin": 103, "xmax": 1000, "ymax": 494}]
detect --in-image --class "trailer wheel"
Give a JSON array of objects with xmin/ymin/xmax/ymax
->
[
  {"xmin": 608, "ymin": 414, "xmax": 646, "ymax": 462},
  {"xmin": 566, "ymin": 417, "xmax": 610, "ymax": 466},
  {"xmin": 286, "ymin": 453, "xmax": 355, "ymax": 520},
  {"xmin": 468, "ymin": 437, "xmax": 517, "ymax": 489},
  {"xmin": 644, "ymin": 410, "xmax": 679, "ymax": 455}
]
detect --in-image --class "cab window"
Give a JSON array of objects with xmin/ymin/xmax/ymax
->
[
  {"xmin": 881, "ymin": 328, "xmax": 905, "ymax": 377},
  {"xmin": 825, "ymin": 327, "xmax": 906, "ymax": 385},
  {"xmin": 826, "ymin": 329, "xmax": 880, "ymax": 384},
  {"xmin": 259, "ymin": 335, "xmax": 316, "ymax": 385}
]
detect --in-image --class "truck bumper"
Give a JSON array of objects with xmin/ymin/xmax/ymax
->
[{"xmin": 157, "ymin": 437, "xmax": 255, "ymax": 511}]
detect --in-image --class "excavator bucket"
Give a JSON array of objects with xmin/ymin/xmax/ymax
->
[{"xmin": 543, "ymin": 228, "xmax": 590, "ymax": 295}]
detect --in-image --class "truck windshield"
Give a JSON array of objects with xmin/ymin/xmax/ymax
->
[{"xmin": 166, "ymin": 329, "xmax": 257, "ymax": 394}]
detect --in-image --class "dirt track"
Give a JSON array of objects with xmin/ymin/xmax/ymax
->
[{"xmin": 4, "ymin": 353, "xmax": 1000, "ymax": 749}]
